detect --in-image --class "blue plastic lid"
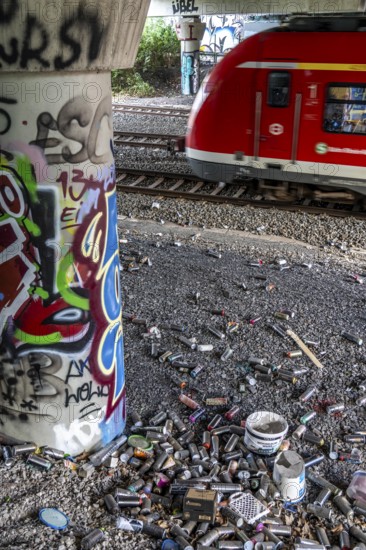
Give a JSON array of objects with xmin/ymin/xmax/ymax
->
[
  {"xmin": 162, "ymin": 540, "xmax": 179, "ymax": 550},
  {"xmin": 39, "ymin": 508, "xmax": 69, "ymax": 530}
]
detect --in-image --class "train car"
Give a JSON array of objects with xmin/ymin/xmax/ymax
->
[{"xmin": 186, "ymin": 15, "xmax": 366, "ymax": 201}]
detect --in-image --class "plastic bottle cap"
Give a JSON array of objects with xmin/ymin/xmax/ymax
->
[
  {"xmin": 128, "ymin": 435, "xmax": 152, "ymax": 450},
  {"xmin": 39, "ymin": 508, "xmax": 69, "ymax": 530}
]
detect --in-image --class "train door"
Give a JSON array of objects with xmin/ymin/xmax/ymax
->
[{"xmin": 254, "ymin": 70, "xmax": 302, "ymax": 163}]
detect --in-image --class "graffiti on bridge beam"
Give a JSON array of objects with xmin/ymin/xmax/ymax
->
[
  {"xmin": 172, "ymin": 0, "xmax": 199, "ymax": 14},
  {"xmin": 0, "ymin": 0, "xmax": 106, "ymax": 70}
]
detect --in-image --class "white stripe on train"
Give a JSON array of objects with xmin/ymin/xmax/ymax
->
[{"xmin": 185, "ymin": 147, "xmax": 366, "ymax": 186}]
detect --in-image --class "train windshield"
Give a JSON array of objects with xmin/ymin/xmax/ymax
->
[
  {"xmin": 324, "ymin": 85, "xmax": 366, "ymax": 134},
  {"xmin": 267, "ymin": 72, "xmax": 291, "ymax": 107}
]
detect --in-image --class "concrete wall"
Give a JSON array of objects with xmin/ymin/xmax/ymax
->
[{"xmin": 149, "ymin": 0, "xmax": 363, "ymax": 17}]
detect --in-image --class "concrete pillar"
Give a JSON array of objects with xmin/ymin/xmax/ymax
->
[
  {"xmin": 176, "ymin": 17, "xmax": 205, "ymax": 95},
  {"xmin": 0, "ymin": 0, "xmax": 150, "ymax": 455}
]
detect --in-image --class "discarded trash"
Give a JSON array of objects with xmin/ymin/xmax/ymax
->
[
  {"xmin": 183, "ymin": 488, "xmax": 217, "ymax": 522},
  {"xmin": 38, "ymin": 508, "xmax": 69, "ymax": 530},
  {"xmin": 273, "ymin": 451, "xmax": 306, "ymax": 503},
  {"xmin": 300, "ymin": 411, "xmax": 317, "ymax": 425},
  {"xmin": 220, "ymin": 346, "xmax": 233, "ymax": 361},
  {"xmin": 342, "ymin": 331, "xmax": 363, "ymax": 346},
  {"xmin": 274, "ymin": 311, "xmax": 290, "ymax": 321},
  {"xmin": 208, "ymin": 325, "xmax": 225, "ymax": 339},
  {"xmin": 286, "ymin": 350, "xmax": 302, "ymax": 358},
  {"xmin": 266, "ymin": 282, "xmax": 276, "ymax": 292},
  {"xmin": 88, "ymin": 434, "xmax": 127, "ymax": 467},
  {"xmin": 43, "ymin": 447, "xmax": 65, "ymax": 460},
  {"xmin": 207, "ymin": 249, "xmax": 222, "ymax": 258},
  {"xmin": 326, "ymin": 403, "xmax": 345, "ymax": 415},
  {"xmin": 116, "ymin": 516, "xmax": 166, "ymax": 538},
  {"xmin": 27, "ymin": 454, "xmax": 52, "ymax": 471},
  {"xmin": 80, "ymin": 528, "xmax": 106, "ymax": 549},
  {"xmin": 197, "ymin": 343, "xmax": 213, "ymax": 352},
  {"xmin": 249, "ymin": 316, "xmax": 262, "ymax": 325},
  {"xmin": 244, "ymin": 411, "xmax": 288, "ymax": 455},
  {"xmin": 346, "ymin": 470, "xmax": 366, "ymax": 501},
  {"xmin": 286, "ymin": 329, "xmax": 325, "ymax": 369},
  {"xmin": 352, "ymin": 274, "xmax": 364, "ymax": 284},
  {"xmin": 299, "ymin": 385, "xmax": 318, "ymax": 402}
]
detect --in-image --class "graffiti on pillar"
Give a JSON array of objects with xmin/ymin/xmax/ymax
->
[
  {"xmin": 0, "ymin": 96, "xmax": 16, "ymax": 134},
  {"xmin": 182, "ymin": 51, "xmax": 199, "ymax": 95},
  {"xmin": 30, "ymin": 95, "xmax": 112, "ymax": 165},
  {"xmin": 0, "ymin": 77, "xmax": 125, "ymax": 452},
  {"xmin": 172, "ymin": 0, "xmax": 199, "ymax": 15},
  {"xmin": 58, "ymin": 164, "xmax": 124, "ymax": 416}
]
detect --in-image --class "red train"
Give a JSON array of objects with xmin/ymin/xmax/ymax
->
[{"xmin": 186, "ymin": 15, "xmax": 366, "ymax": 201}]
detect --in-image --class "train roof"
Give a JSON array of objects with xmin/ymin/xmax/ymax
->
[
  {"xmin": 204, "ymin": 16, "xmax": 366, "ymax": 88},
  {"xmin": 278, "ymin": 14, "xmax": 366, "ymax": 32}
]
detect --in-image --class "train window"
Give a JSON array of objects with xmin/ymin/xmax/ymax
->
[
  {"xmin": 267, "ymin": 72, "xmax": 291, "ymax": 107},
  {"xmin": 324, "ymin": 84, "xmax": 366, "ymax": 134}
]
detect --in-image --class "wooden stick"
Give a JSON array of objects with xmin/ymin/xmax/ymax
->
[{"xmin": 286, "ymin": 329, "xmax": 324, "ymax": 369}]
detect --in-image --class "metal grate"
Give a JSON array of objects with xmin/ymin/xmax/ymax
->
[{"xmin": 228, "ymin": 492, "xmax": 269, "ymax": 524}]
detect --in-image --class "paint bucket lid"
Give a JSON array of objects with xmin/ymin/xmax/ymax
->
[
  {"xmin": 39, "ymin": 508, "xmax": 69, "ymax": 530},
  {"xmin": 128, "ymin": 435, "xmax": 152, "ymax": 450},
  {"xmin": 246, "ymin": 411, "xmax": 288, "ymax": 439}
]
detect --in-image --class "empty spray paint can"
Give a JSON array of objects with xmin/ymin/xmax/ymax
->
[
  {"xmin": 80, "ymin": 528, "xmax": 105, "ymax": 549},
  {"xmin": 26, "ymin": 454, "xmax": 52, "ymax": 471},
  {"xmin": 12, "ymin": 443, "xmax": 37, "ymax": 456},
  {"xmin": 342, "ymin": 332, "xmax": 363, "ymax": 346}
]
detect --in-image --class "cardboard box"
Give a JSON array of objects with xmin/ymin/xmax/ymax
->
[{"xmin": 182, "ymin": 489, "xmax": 217, "ymax": 522}]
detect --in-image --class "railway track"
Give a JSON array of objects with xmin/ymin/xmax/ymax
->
[
  {"xmin": 112, "ymin": 103, "xmax": 190, "ymax": 118},
  {"xmin": 114, "ymin": 130, "xmax": 184, "ymax": 152},
  {"xmin": 116, "ymin": 168, "xmax": 366, "ymax": 219}
]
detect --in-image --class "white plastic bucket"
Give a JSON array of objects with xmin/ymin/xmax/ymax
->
[
  {"xmin": 244, "ymin": 411, "xmax": 288, "ymax": 455},
  {"xmin": 273, "ymin": 450, "xmax": 306, "ymax": 503}
]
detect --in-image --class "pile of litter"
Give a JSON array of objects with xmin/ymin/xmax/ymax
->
[
  {"xmin": 2, "ymin": 225, "xmax": 366, "ymax": 549},
  {"xmin": 2, "ymin": 392, "xmax": 366, "ymax": 549}
]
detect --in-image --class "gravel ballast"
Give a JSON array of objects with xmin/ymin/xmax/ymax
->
[{"xmin": 1, "ymin": 96, "xmax": 366, "ymax": 549}]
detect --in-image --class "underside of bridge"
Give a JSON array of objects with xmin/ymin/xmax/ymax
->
[{"xmin": 149, "ymin": 0, "xmax": 365, "ymax": 17}]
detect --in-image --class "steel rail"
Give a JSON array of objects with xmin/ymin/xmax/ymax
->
[
  {"xmin": 114, "ymin": 131, "xmax": 184, "ymax": 150},
  {"xmin": 112, "ymin": 103, "xmax": 190, "ymax": 118},
  {"xmin": 115, "ymin": 168, "xmax": 365, "ymax": 219}
]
